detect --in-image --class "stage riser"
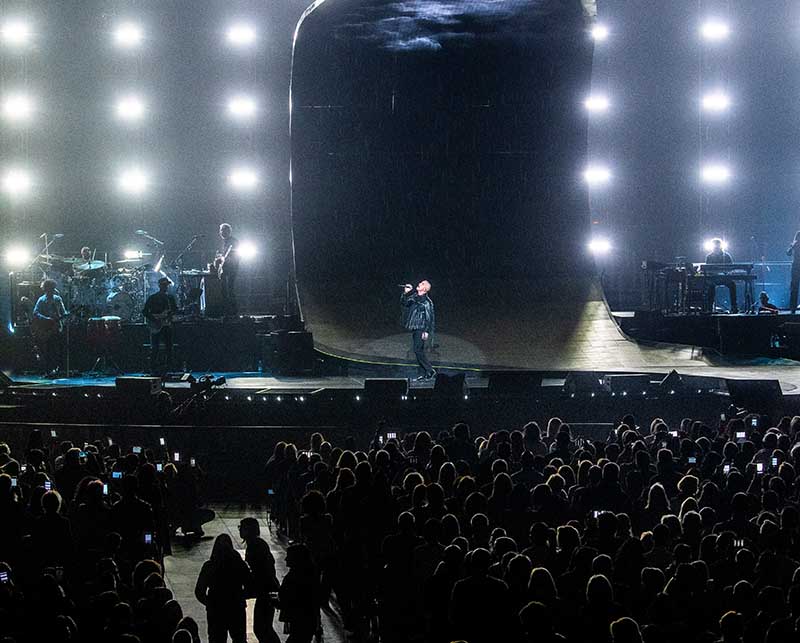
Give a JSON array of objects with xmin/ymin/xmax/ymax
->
[{"xmin": 2, "ymin": 316, "xmax": 304, "ymax": 373}]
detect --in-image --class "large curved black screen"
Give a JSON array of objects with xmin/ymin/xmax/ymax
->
[{"xmin": 291, "ymin": 0, "xmax": 594, "ymax": 286}]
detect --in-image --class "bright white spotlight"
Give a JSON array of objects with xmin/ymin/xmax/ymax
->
[
  {"xmin": 588, "ymin": 238, "xmax": 612, "ymax": 255},
  {"xmin": 2, "ymin": 92, "xmax": 35, "ymax": 123},
  {"xmin": 113, "ymin": 21, "xmax": 143, "ymax": 49},
  {"xmin": 701, "ymin": 20, "xmax": 729, "ymax": 42},
  {"xmin": 701, "ymin": 163, "xmax": 731, "ymax": 185},
  {"xmin": 228, "ymin": 166, "xmax": 260, "ymax": 191},
  {"xmin": 583, "ymin": 164, "xmax": 612, "ymax": 186},
  {"xmin": 123, "ymin": 250, "xmax": 143, "ymax": 259},
  {"xmin": 703, "ymin": 238, "xmax": 729, "ymax": 252},
  {"xmin": 237, "ymin": 241, "xmax": 258, "ymax": 260},
  {"xmin": 2, "ymin": 168, "xmax": 32, "ymax": 197},
  {"xmin": 226, "ymin": 22, "xmax": 257, "ymax": 48},
  {"xmin": 227, "ymin": 94, "xmax": 258, "ymax": 120},
  {"xmin": 1, "ymin": 19, "xmax": 32, "ymax": 47},
  {"xmin": 584, "ymin": 94, "xmax": 610, "ymax": 113},
  {"xmin": 702, "ymin": 90, "xmax": 730, "ymax": 113},
  {"xmin": 117, "ymin": 167, "xmax": 149, "ymax": 195},
  {"xmin": 5, "ymin": 246, "xmax": 31, "ymax": 267},
  {"xmin": 115, "ymin": 94, "xmax": 147, "ymax": 122},
  {"xmin": 590, "ymin": 23, "xmax": 609, "ymax": 41}
]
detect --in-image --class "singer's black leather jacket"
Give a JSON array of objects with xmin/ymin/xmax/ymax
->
[{"xmin": 401, "ymin": 292, "xmax": 435, "ymax": 333}]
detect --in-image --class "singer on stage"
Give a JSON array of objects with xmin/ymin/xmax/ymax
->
[{"xmin": 401, "ymin": 280, "xmax": 436, "ymax": 381}]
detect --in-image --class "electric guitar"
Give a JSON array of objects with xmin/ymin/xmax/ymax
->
[
  {"xmin": 31, "ymin": 309, "xmax": 68, "ymax": 342},
  {"xmin": 146, "ymin": 310, "xmax": 173, "ymax": 333},
  {"xmin": 216, "ymin": 242, "xmax": 235, "ymax": 278}
]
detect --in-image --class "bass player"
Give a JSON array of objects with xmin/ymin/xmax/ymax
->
[{"xmin": 143, "ymin": 276, "xmax": 178, "ymax": 374}]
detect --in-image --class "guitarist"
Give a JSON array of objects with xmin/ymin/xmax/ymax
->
[
  {"xmin": 32, "ymin": 279, "xmax": 68, "ymax": 377},
  {"xmin": 143, "ymin": 276, "xmax": 178, "ymax": 374},
  {"xmin": 217, "ymin": 222, "xmax": 239, "ymax": 317}
]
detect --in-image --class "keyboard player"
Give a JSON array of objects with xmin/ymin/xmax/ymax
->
[{"xmin": 705, "ymin": 238, "xmax": 738, "ymax": 313}]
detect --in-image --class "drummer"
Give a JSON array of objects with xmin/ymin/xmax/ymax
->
[{"xmin": 80, "ymin": 246, "xmax": 92, "ymax": 262}]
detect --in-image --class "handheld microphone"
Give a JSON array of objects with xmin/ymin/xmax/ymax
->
[{"xmin": 398, "ymin": 284, "xmax": 413, "ymax": 288}]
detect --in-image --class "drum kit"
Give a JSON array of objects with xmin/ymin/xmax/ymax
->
[{"xmin": 29, "ymin": 252, "xmax": 152, "ymax": 322}]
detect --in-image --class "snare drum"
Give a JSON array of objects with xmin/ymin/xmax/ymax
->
[{"xmin": 106, "ymin": 290, "xmax": 135, "ymax": 321}]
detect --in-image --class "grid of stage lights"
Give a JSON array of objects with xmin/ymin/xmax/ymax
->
[
  {"xmin": 0, "ymin": 12, "xmax": 266, "ymax": 206},
  {"xmin": 584, "ymin": 13, "xmax": 741, "ymax": 255}
]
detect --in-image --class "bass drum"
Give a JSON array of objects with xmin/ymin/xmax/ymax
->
[{"xmin": 106, "ymin": 291, "xmax": 135, "ymax": 321}]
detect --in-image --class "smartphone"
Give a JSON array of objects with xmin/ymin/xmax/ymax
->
[
  {"xmin": 44, "ymin": 481, "xmax": 52, "ymax": 491},
  {"xmin": 723, "ymin": 464, "xmax": 731, "ymax": 474},
  {"xmin": 79, "ymin": 451, "xmax": 87, "ymax": 462},
  {"xmin": 750, "ymin": 417, "xmax": 758, "ymax": 427},
  {"xmin": 103, "ymin": 483, "xmax": 108, "ymax": 496},
  {"xmin": 112, "ymin": 471, "xmax": 122, "ymax": 480},
  {"xmin": 108, "ymin": 437, "xmax": 113, "ymax": 445},
  {"xmin": 720, "ymin": 413, "xmax": 726, "ymax": 421},
  {"xmin": 669, "ymin": 430, "xmax": 678, "ymax": 438},
  {"xmin": 771, "ymin": 457, "xmax": 779, "ymax": 468},
  {"xmin": 378, "ymin": 435, "xmax": 384, "ymax": 445},
  {"xmin": 267, "ymin": 488, "xmax": 275, "ymax": 496},
  {"xmin": 592, "ymin": 510, "xmax": 600, "ymax": 518},
  {"xmin": 735, "ymin": 431, "xmax": 746, "ymax": 441},
  {"xmin": 144, "ymin": 533, "xmax": 153, "ymax": 545},
  {"xmin": 661, "ymin": 441, "xmax": 668, "ymax": 449},
  {"xmin": 172, "ymin": 452, "xmax": 180, "ymax": 462},
  {"xmin": 387, "ymin": 431, "xmax": 397, "ymax": 440},
  {"xmin": 0, "ymin": 571, "xmax": 8, "ymax": 583},
  {"xmin": 688, "ymin": 456, "xmax": 697, "ymax": 464},
  {"xmin": 190, "ymin": 457, "xmax": 196, "ymax": 467},
  {"xmin": 156, "ymin": 463, "xmax": 163, "ymax": 472},
  {"xmin": 132, "ymin": 446, "xmax": 142, "ymax": 454},
  {"xmin": 756, "ymin": 462, "xmax": 764, "ymax": 474},
  {"xmin": 159, "ymin": 437, "xmax": 165, "ymax": 446},
  {"xmin": 20, "ymin": 464, "xmax": 27, "ymax": 473},
  {"xmin": 50, "ymin": 430, "xmax": 57, "ymax": 438},
  {"xmin": 734, "ymin": 538, "xmax": 744, "ymax": 548},
  {"xmin": 10, "ymin": 477, "xmax": 17, "ymax": 487}
]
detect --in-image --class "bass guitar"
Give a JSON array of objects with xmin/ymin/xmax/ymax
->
[{"xmin": 146, "ymin": 310, "xmax": 173, "ymax": 334}]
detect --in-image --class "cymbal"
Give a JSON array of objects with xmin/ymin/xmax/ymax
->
[{"xmin": 75, "ymin": 260, "xmax": 107, "ymax": 271}]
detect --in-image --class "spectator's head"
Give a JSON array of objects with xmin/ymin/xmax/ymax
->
[
  {"xmin": 610, "ymin": 617, "xmax": 643, "ymax": 643},
  {"xmin": 586, "ymin": 574, "xmax": 614, "ymax": 607},
  {"xmin": 238, "ymin": 517, "xmax": 261, "ymax": 542},
  {"xmin": 528, "ymin": 567, "xmax": 558, "ymax": 605}
]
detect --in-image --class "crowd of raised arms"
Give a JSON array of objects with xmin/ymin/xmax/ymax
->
[{"xmin": 3, "ymin": 412, "xmax": 800, "ymax": 643}]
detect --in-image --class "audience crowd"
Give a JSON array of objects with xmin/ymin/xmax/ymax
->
[
  {"xmin": 3, "ymin": 409, "xmax": 800, "ymax": 643},
  {"xmin": 264, "ymin": 413, "xmax": 800, "ymax": 643},
  {"xmin": 0, "ymin": 431, "xmax": 212, "ymax": 643}
]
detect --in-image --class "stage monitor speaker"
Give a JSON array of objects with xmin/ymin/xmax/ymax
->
[
  {"xmin": 433, "ymin": 372, "xmax": 467, "ymax": 398},
  {"xmin": 725, "ymin": 379, "xmax": 784, "ymax": 416},
  {"xmin": 487, "ymin": 372, "xmax": 542, "ymax": 398},
  {"xmin": 364, "ymin": 378, "xmax": 409, "ymax": 399},
  {"xmin": 0, "ymin": 371, "xmax": 12, "ymax": 388},
  {"xmin": 602, "ymin": 374, "xmax": 651, "ymax": 395},
  {"xmin": 116, "ymin": 376, "xmax": 162, "ymax": 396},
  {"xmin": 563, "ymin": 372, "xmax": 604, "ymax": 395}
]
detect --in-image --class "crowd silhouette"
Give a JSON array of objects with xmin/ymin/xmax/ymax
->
[{"xmin": 2, "ymin": 411, "xmax": 800, "ymax": 643}]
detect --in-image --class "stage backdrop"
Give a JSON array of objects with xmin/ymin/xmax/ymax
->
[{"xmin": 290, "ymin": 0, "xmax": 604, "ymax": 369}]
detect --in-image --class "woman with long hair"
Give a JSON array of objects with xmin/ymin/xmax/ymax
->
[{"xmin": 194, "ymin": 534, "xmax": 251, "ymax": 643}]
